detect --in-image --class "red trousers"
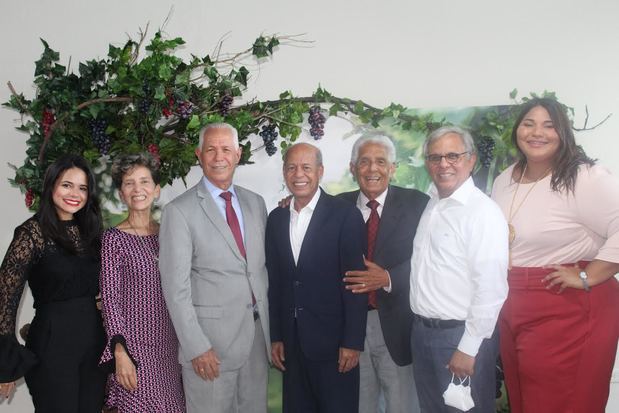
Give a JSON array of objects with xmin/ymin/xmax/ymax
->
[{"xmin": 499, "ymin": 263, "xmax": 619, "ymax": 413}]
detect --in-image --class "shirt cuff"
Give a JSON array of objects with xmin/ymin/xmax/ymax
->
[
  {"xmin": 457, "ymin": 330, "xmax": 483, "ymax": 357},
  {"xmin": 382, "ymin": 270, "xmax": 392, "ymax": 293}
]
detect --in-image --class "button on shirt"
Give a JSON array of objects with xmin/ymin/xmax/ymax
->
[
  {"xmin": 409, "ymin": 177, "xmax": 508, "ymax": 356},
  {"xmin": 289, "ymin": 189, "xmax": 322, "ymax": 264},
  {"xmin": 202, "ymin": 176, "xmax": 245, "ymax": 241}
]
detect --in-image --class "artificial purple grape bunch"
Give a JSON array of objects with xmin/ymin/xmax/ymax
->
[
  {"xmin": 308, "ymin": 105, "xmax": 325, "ymax": 140},
  {"xmin": 176, "ymin": 101, "xmax": 194, "ymax": 120},
  {"xmin": 219, "ymin": 94, "xmax": 234, "ymax": 116},
  {"xmin": 476, "ymin": 136, "xmax": 496, "ymax": 168},
  {"xmin": 138, "ymin": 83, "xmax": 153, "ymax": 114},
  {"xmin": 259, "ymin": 123, "xmax": 278, "ymax": 156},
  {"xmin": 89, "ymin": 119, "xmax": 111, "ymax": 155}
]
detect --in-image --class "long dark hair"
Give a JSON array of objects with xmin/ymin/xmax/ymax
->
[
  {"xmin": 37, "ymin": 154, "xmax": 103, "ymax": 255},
  {"xmin": 512, "ymin": 98, "xmax": 595, "ymax": 193}
]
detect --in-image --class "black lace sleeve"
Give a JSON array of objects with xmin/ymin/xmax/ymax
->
[{"xmin": 0, "ymin": 219, "xmax": 41, "ymax": 381}]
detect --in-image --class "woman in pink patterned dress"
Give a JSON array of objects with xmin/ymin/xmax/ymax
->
[{"xmin": 100, "ymin": 153, "xmax": 185, "ymax": 412}]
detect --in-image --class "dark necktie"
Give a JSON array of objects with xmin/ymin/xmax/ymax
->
[
  {"xmin": 219, "ymin": 191, "xmax": 246, "ymax": 258},
  {"xmin": 366, "ymin": 200, "xmax": 380, "ymax": 309},
  {"xmin": 220, "ymin": 191, "xmax": 257, "ymax": 313}
]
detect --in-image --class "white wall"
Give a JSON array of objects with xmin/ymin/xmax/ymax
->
[{"xmin": 1, "ymin": 1, "xmax": 618, "ymax": 411}]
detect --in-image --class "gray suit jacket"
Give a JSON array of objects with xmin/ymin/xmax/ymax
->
[{"xmin": 159, "ymin": 181, "xmax": 270, "ymax": 372}]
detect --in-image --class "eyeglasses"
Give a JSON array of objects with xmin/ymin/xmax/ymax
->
[{"xmin": 425, "ymin": 151, "xmax": 470, "ymax": 165}]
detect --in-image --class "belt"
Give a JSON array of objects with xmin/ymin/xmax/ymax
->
[
  {"xmin": 414, "ymin": 313, "xmax": 464, "ymax": 329},
  {"xmin": 508, "ymin": 261, "xmax": 589, "ymax": 290}
]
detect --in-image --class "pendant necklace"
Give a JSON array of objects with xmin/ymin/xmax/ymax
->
[
  {"xmin": 127, "ymin": 220, "xmax": 159, "ymax": 263},
  {"xmin": 507, "ymin": 163, "xmax": 552, "ymax": 247}
]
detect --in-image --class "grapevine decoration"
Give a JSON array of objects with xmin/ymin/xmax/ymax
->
[{"xmin": 4, "ymin": 30, "xmax": 609, "ymax": 211}]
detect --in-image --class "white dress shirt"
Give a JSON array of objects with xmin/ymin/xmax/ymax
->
[
  {"xmin": 355, "ymin": 188, "xmax": 392, "ymax": 292},
  {"xmin": 289, "ymin": 189, "xmax": 322, "ymax": 264},
  {"xmin": 409, "ymin": 177, "xmax": 508, "ymax": 356}
]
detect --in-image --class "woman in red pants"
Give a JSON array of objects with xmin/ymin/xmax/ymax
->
[{"xmin": 491, "ymin": 97, "xmax": 619, "ymax": 413}]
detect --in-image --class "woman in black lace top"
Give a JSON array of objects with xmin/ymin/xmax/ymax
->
[{"xmin": 0, "ymin": 154, "xmax": 107, "ymax": 412}]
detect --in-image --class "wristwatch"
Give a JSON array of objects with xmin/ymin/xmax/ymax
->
[{"xmin": 578, "ymin": 270, "xmax": 591, "ymax": 292}]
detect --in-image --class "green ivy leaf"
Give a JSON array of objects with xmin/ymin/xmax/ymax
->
[
  {"xmin": 154, "ymin": 84, "xmax": 166, "ymax": 100},
  {"xmin": 88, "ymin": 105, "xmax": 101, "ymax": 119},
  {"xmin": 186, "ymin": 114, "xmax": 200, "ymax": 130},
  {"xmin": 235, "ymin": 67, "xmax": 249, "ymax": 86},
  {"xmin": 252, "ymin": 36, "xmax": 268, "ymax": 58},
  {"xmin": 204, "ymin": 66, "xmax": 219, "ymax": 82}
]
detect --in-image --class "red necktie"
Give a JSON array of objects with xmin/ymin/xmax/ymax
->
[
  {"xmin": 220, "ymin": 191, "xmax": 257, "ymax": 310},
  {"xmin": 366, "ymin": 200, "xmax": 380, "ymax": 309},
  {"xmin": 220, "ymin": 191, "xmax": 246, "ymax": 258}
]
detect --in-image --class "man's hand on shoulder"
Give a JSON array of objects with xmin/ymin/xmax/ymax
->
[
  {"xmin": 192, "ymin": 348, "xmax": 221, "ymax": 381},
  {"xmin": 343, "ymin": 258, "xmax": 390, "ymax": 293},
  {"xmin": 338, "ymin": 347, "xmax": 360, "ymax": 373},
  {"xmin": 447, "ymin": 349, "xmax": 475, "ymax": 378}
]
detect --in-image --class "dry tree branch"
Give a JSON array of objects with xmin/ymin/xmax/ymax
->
[
  {"xmin": 160, "ymin": 6, "xmax": 174, "ymax": 33},
  {"xmin": 212, "ymin": 32, "xmax": 232, "ymax": 62},
  {"xmin": 7, "ymin": 81, "xmax": 31, "ymax": 114},
  {"xmin": 572, "ymin": 105, "xmax": 612, "ymax": 131},
  {"xmin": 130, "ymin": 23, "xmax": 150, "ymax": 64}
]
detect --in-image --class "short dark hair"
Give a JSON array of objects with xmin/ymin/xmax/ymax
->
[{"xmin": 111, "ymin": 153, "xmax": 161, "ymax": 189}]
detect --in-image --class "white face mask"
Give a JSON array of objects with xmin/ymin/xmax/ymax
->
[{"xmin": 442, "ymin": 374, "xmax": 475, "ymax": 411}]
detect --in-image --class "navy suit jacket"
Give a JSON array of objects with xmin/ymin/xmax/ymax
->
[
  {"xmin": 338, "ymin": 185, "xmax": 429, "ymax": 365},
  {"xmin": 266, "ymin": 189, "xmax": 368, "ymax": 361}
]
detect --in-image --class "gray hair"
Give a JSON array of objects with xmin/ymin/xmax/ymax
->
[
  {"xmin": 198, "ymin": 123, "xmax": 239, "ymax": 149},
  {"xmin": 350, "ymin": 134, "xmax": 397, "ymax": 164},
  {"xmin": 111, "ymin": 153, "xmax": 161, "ymax": 189},
  {"xmin": 423, "ymin": 125, "xmax": 476, "ymax": 157},
  {"xmin": 283, "ymin": 142, "xmax": 323, "ymax": 166}
]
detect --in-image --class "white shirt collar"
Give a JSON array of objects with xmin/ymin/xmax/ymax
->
[
  {"xmin": 202, "ymin": 176, "xmax": 238, "ymax": 199},
  {"xmin": 290, "ymin": 188, "xmax": 321, "ymax": 214},
  {"xmin": 428, "ymin": 177, "xmax": 475, "ymax": 205},
  {"xmin": 357, "ymin": 187, "xmax": 389, "ymax": 210}
]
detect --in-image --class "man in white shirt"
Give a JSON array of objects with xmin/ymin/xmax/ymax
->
[
  {"xmin": 409, "ymin": 126, "xmax": 508, "ymax": 412},
  {"xmin": 266, "ymin": 143, "xmax": 367, "ymax": 412},
  {"xmin": 341, "ymin": 135, "xmax": 427, "ymax": 413}
]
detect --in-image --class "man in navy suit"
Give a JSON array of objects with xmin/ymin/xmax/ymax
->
[
  {"xmin": 266, "ymin": 142, "xmax": 367, "ymax": 413},
  {"xmin": 342, "ymin": 135, "xmax": 428, "ymax": 413}
]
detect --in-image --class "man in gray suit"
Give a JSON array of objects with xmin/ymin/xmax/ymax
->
[
  {"xmin": 159, "ymin": 123, "xmax": 270, "ymax": 413},
  {"xmin": 342, "ymin": 135, "xmax": 428, "ymax": 413}
]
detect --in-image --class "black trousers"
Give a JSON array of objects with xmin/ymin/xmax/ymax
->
[
  {"xmin": 282, "ymin": 322, "xmax": 360, "ymax": 413},
  {"xmin": 25, "ymin": 297, "xmax": 106, "ymax": 413}
]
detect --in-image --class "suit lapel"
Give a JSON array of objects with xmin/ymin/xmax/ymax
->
[
  {"xmin": 196, "ymin": 183, "xmax": 245, "ymax": 262},
  {"xmin": 277, "ymin": 208, "xmax": 297, "ymax": 270},
  {"xmin": 237, "ymin": 187, "xmax": 255, "ymax": 262},
  {"xmin": 374, "ymin": 186, "xmax": 399, "ymax": 259}
]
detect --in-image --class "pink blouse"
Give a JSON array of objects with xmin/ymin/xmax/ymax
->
[{"xmin": 491, "ymin": 164, "xmax": 619, "ymax": 267}]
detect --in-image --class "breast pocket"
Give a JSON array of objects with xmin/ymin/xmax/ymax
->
[{"xmin": 194, "ymin": 305, "xmax": 222, "ymax": 319}]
